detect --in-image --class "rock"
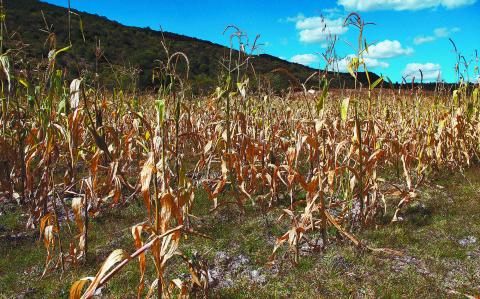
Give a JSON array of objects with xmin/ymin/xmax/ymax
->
[
  {"xmin": 250, "ymin": 269, "xmax": 267, "ymax": 284},
  {"xmin": 351, "ymin": 200, "xmax": 361, "ymax": 219},
  {"xmin": 93, "ymin": 286, "xmax": 103, "ymax": 296},
  {"xmin": 300, "ymin": 238, "xmax": 324, "ymax": 255},
  {"xmin": 207, "ymin": 251, "xmax": 272, "ymax": 289},
  {"xmin": 268, "ymin": 263, "xmax": 280, "ymax": 275},
  {"xmin": 214, "ymin": 251, "xmax": 230, "ymax": 265},
  {"xmin": 207, "ymin": 266, "xmax": 236, "ymax": 289},
  {"xmin": 459, "ymin": 236, "xmax": 477, "ymax": 247},
  {"xmin": 391, "ymin": 255, "xmax": 430, "ymax": 275},
  {"xmin": 466, "ymin": 249, "xmax": 480, "ymax": 260},
  {"xmin": 394, "ymin": 216, "xmax": 404, "ymax": 222},
  {"xmin": 442, "ymin": 261, "xmax": 469, "ymax": 290},
  {"xmin": 178, "ymin": 272, "xmax": 191, "ymax": 281},
  {"xmin": 208, "ymin": 268, "xmax": 221, "ymax": 286},
  {"xmin": 229, "ymin": 254, "xmax": 250, "ymax": 272},
  {"xmin": 219, "ymin": 278, "xmax": 234, "ymax": 288}
]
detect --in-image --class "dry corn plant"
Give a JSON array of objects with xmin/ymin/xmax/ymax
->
[
  {"xmin": 69, "ymin": 41, "xmax": 212, "ymax": 298},
  {"xmin": 1, "ymin": 3, "xmax": 480, "ymax": 297}
]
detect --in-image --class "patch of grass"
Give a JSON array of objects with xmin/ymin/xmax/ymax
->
[
  {"xmin": 1, "ymin": 169, "xmax": 480, "ymax": 298},
  {"xmin": 0, "ymin": 205, "xmax": 25, "ymax": 231},
  {"xmin": 0, "ymin": 200, "xmax": 149, "ymax": 298}
]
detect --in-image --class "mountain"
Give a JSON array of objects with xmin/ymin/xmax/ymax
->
[{"xmin": 4, "ymin": 0, "xmax": 379, "ymax": 92}]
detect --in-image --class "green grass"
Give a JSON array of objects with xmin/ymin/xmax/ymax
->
[{"xmin": 1, "ymin": 167, "xmax": 479, "ymax": 298}]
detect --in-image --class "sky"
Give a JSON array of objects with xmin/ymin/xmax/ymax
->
[{"xmin": 43, "ymin": 0, "xmax": 480, "ymax": 83}]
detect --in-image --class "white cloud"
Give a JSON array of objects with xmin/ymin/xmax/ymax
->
[
  {"xmin": 337, "ymin": 54, "xmax": 390, "ymax": 72},
  {"xmin": 291, "ymin": 54, "xmax": 319, "ymax": 66},
  {"xmin": 284, "ymin": 13, "xmax": 305, "ymax": 23},
  {"xmin": 469, "ymin": 75, "xmax": 480, "ymax": 83},
  {"xmin": 333, "ymin": 40, "xmax": 409, "ymax": 73},
  {"xmin": 296, "ymin": 17, "xmax": 349, "ymax": 43},
  {"xmin": 414, "ymin": 36, "xmax": 436, "ymax": 45},
  {"xmin": 402, "ymin": 62, "xmax": 442, "ymax": 81},
  {"xmin": 338, "ymin": 0, "xmax": 476, "ymax": 11},
  {"xmin": 366, "ymin": 40, "xmax": 413, "ymax": 58},
  {"xmin": 359, "ymin": 57, "xmax": 390, "ymax": 69},
  {"xmin": 286, "ymin": 14, "xmax": 348, "ymax": 43},
  {"xmin": 434, "ymin": 27, "xmax": 460, "ymax": 37},
  {"xmin": 322, "ymin": 7, "xmax": 342, "ymax": 16},
  {"xmin": 414, "ymin": 27, "xmax": 460, "ymax": 45}
]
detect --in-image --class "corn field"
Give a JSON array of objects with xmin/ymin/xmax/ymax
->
[{"xmin": 0, "ymin": 6, "xmax": 479, "ymax": 299}]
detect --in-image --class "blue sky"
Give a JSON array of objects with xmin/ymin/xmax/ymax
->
[{"xmin": 43, "ymin": 0, "xmax": 480, "ymax": 83}]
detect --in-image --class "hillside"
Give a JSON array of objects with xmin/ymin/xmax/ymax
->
[{"xmin": 4, "ymin": 0, "xmax": 378, "ymax": 92}]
